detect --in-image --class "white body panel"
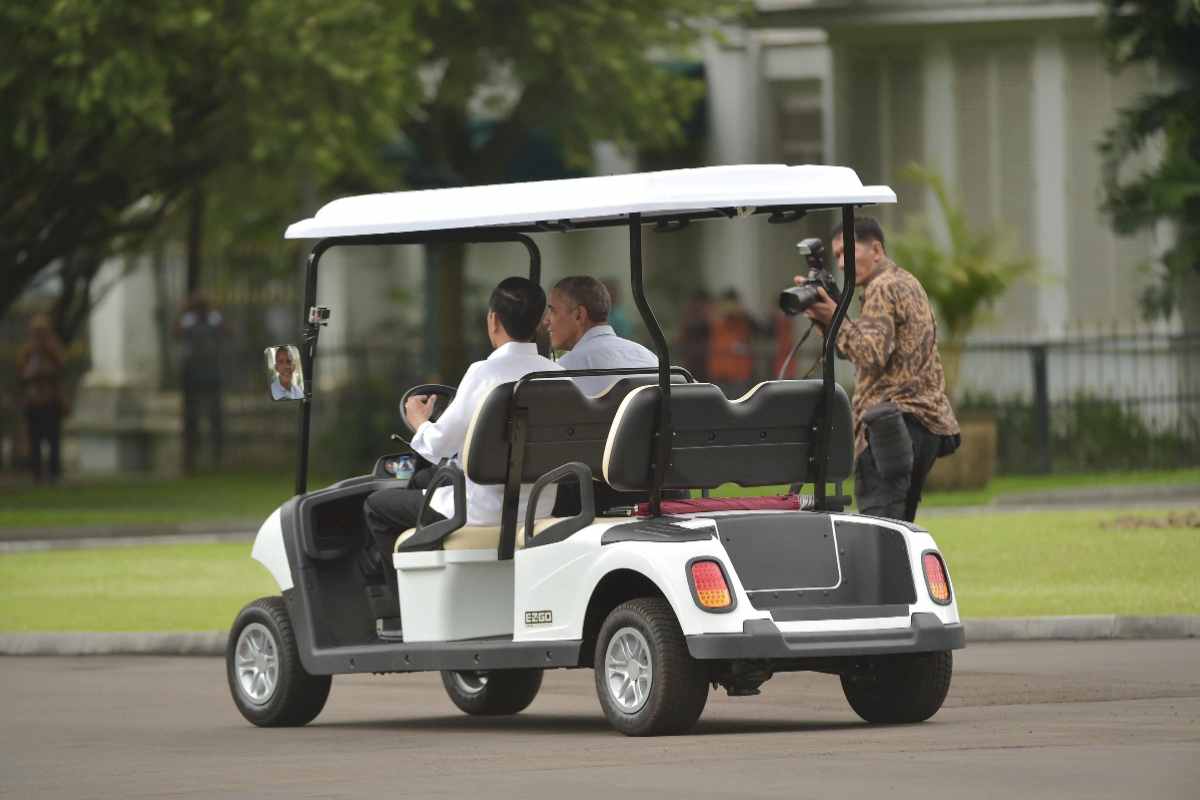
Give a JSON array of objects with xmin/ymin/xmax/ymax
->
[
  {"xmin": 251, "ymin": 507, "xmax": 293, "ymax": 592},
  {"xmin": 512, "ymin": 513, "xmax": 959, "ymax": 644},
  {"xmin": 393, "ymin": 549, "xmax": 514, "ymax": 642},
  {"xmin": 285, "ymin": 164, "xmax": 895, "ymax": 239}
]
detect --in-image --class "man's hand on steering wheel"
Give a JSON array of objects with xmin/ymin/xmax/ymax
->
[{"xmin": 404, "ymin": 394, "xmax": 438, "ymax": 429}]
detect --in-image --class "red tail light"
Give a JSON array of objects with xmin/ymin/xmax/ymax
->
[
  {"xmin": 922, "ymin": 552, "xmax": 951, "ymax": 605},
  {"xmin": 689, "ymin": 560, "xmax": 733, "ymax": 611}
]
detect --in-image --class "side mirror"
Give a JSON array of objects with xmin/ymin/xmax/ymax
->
[{"xmin": 265, "ymin": 345, "xmax": 305, "ymax": 401}]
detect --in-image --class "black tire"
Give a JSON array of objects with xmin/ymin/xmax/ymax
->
[
  {"xmin": 593, "ymin": 597, "xmax": 708, "ymax": 736},
  {"xmin": 440, "ymin": 669, "xmax": 543, "ymax": 715},
  {"xmin": 840, "ymin": 650, "xmax": 953, "ymax": 724},
  {"xmin": 226, "ymin": 596, "xmax": 331, "ymax": 727}
]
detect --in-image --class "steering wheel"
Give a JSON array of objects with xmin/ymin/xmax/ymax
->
[{"xmin": 399, "ymin": 384, "xmax": 457, "ymax": 433}]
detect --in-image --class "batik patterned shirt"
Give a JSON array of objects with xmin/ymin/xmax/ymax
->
[{"xmin": 835, "ymin": 261, "xmax": 959, "ymax": 455}]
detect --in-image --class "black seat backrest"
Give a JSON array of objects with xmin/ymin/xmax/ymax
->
[
  {"xmin": 463, "ymin": 376, "xmax": 663, "ymax": 485},
  {"xmin": 602, "ymin": 380, "xmax": 853, "ymax": 491}
]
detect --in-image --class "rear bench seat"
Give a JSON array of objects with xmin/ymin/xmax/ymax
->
[
  {"xmin": 394, "ymin": 375, "xmax": 662, "ymax": 555},
  {"xmin": 603, "ymin": 380, "xmax": 853, "ymax": 493}
]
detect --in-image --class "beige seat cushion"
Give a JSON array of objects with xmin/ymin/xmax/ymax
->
[{"xmin": 394, "ymin": 518, "xmax": 564, "ymax": 552}]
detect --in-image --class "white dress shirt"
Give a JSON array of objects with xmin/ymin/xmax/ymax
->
[
  {"xmin": 411, "ymin": 341, "xmax": 563, "ymax": 526},
  {"xmin": 271, "ymin": 377, "xmax": 304, "ymax": 400},
  {"xmin": 557, "ymin": 324, "xmax": 657, "ymax": 396}
]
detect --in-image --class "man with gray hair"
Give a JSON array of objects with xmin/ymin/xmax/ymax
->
[{"xmin": 545, "ymin": 275, "xmax": 657, "ymax": 395}]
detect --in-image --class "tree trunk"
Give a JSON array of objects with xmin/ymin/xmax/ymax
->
[{"xmin": 186, "ymin": 187, "xmax": 205, "ymax": 295}]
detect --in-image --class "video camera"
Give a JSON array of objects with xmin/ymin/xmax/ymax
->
[{"xmin": 778, "ymin": 238, "xmax": 841, "ymax": 315}]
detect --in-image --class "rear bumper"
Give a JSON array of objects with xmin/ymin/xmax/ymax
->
[{"xmin": 685, "ymin": 612, "xmax": 965, "ymax": 660}]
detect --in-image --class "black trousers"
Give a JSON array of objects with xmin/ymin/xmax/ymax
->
[
  {"xmin": 363, "ymin": 487, "xmax": 447, "ymax": 560},
  {"xmin": 25, "ymin": 406, "xmax": 62, "ymax": 483},
  {"xmin": 182, "ymin": 387, "xmax": 223, "ymax": 472},
  {"xmin": 854, "ymin": 416, "xmax": 942, "ymax": 523}
]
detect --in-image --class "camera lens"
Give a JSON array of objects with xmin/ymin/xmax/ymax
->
[{"xmin": 779, "ymin": 285, "xmax": 818, "ymax": 316}]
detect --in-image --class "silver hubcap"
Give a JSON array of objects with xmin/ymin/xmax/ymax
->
[
  {"xmin": 235, "ymin": 623, "xmax": 279, "ymax": 706},
  {"xmin": 451, "ymin": 671, "xmax": 489, "ymax": 695},
  {"xmin": 604, "ymin": 627, "xmax": 653, "ymax": 714}
]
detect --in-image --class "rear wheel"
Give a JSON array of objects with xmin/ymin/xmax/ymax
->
[
  {"xmin": 226, "ymin": 597, "xmax": 331, "ymax": 727},
  {"xmin": 440, "ymin": 669, "xmax": 543, "ymax": 715},
  {"xmin": 840, "ymin": 650, "xmax": 953, "ymax": 724},
  {"xmin": 594, "ymin": 597, "xmax": 708, "ymax": 736}
]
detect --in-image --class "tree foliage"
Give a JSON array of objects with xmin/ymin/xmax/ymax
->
[
  {"xmin": 1, "ymin": 0, "xmax": 425, "ymax": 339},
  {"xmin": 1100, "ymin": 0, "xmax": 1200, "ymax": 323},
  {"xmin": 399, "ymin": 0, "xmax": 745, "ymax": 378},
  {"xmin": 3, "ymin": 0, "xmax": 744, "ymax": 365}
]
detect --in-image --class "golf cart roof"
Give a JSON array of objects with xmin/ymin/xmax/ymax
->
[{"xmin": 284, "ymin": 164, "xmax": 895, "ymax": 240}]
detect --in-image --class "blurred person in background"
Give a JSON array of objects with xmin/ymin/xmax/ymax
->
[
  {"xmin": 675, "ymin": 288, "xmax": 712, "ymax": 383},
  {"xmin": 175, "ymin": 290, "xmax": 225, "ymax": 473},
  {"xmin": 17, "ymin": 314, "xmax": 67, "ymax": 484},
  {"xmin": 707, "ymin": 288, "xmax": 756, "ymax": 397}
]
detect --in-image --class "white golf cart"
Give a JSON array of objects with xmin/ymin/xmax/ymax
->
[{"xmin": 228, "ymin": 164, "xmax": 964, "ymax": 736}]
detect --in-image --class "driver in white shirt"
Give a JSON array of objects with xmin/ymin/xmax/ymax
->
[
  {"xmin": 363, "ymin": 277, "xmax": 563, "ymax": 562},
  {"xmin": 545, "ymin": 276, "xmax": 656, "ymax": 396}
]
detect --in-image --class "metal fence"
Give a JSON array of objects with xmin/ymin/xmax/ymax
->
[{"xmin": 956, "ymin": 329, "xmax": 1200, "ymax": 474}]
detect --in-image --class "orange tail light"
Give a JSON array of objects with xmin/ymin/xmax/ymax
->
[
  {"xmin": 689, "ymin": 560, "xmax": 733, "ymax": 611},
  {"xmin": 922, "ymin": 552, "xmax": 952, "ymax": 605}
]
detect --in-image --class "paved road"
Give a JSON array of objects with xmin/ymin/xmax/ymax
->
[{"xmin": 2, "ymin": 640, "xmax": 1197, "ymax": 800}]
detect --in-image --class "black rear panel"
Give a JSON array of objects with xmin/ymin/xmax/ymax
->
[{"xmin": 713, "ymin": 514, "xmax": 915, "ymax": 616}]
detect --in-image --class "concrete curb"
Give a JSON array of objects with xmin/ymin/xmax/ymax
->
[
  {"xmin": 0, "ymin": 522, "xmax": 260, "ymax": 545},
  {"xmin": 3, "ymin": 616, "xmax": 1197, "ymax": 656},
  {"xmin": 1, "ymin": 630, "xmax": 228, "ymax": 656},
  {"xmin": 965, "ymin": 615, "xmax": 1200, "ymax": 642}
]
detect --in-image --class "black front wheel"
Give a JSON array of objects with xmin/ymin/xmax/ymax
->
[
  {"xmin": 226, "ymin": 597, "xmax": 331, "ymax": 727},
  {"xmin": 841, "ymin": 650, "xmax": 953, "ymax": 724},
  {"xmin": 440, "ymin": 669, "xmax": 543, "ymax": 715}
]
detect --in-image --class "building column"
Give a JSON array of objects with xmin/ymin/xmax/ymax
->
[
  {"xmin": 702, "ymin": 32, "xmax": 767, "ymax": 311},
  {"xmin": 72, "ymin": 254, "xmax": 167, "ymax": 472},
  {"xmin": 922, "ymin": 40, "xmax": 957, "ymax": 247},
  {"xmin": 1031, "ymin": 33, "xmax": 1070, "ymax": 338}
]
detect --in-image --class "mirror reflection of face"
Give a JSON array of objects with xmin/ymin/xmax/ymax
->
[
  {"xmin": 274, "ymin": 348, "xmax": 294, "ymax": 388},
  {"xmin": 266, "ymin": 345, "xmax": 303, "ymax": 401}
]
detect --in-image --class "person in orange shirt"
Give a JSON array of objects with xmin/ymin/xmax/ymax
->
[{"xmin": 707, "ymin": 288, "xmax": 757, "ymax": 397}]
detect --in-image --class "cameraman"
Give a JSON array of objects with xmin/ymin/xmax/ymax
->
[{"xmin": 796, "ymin": 217, "xmax": 959, "ymax": 522}]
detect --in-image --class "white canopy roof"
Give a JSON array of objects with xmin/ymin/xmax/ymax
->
[{"xmin": 284, "ymin": 163, "xmax": 895, "ymax": 240}]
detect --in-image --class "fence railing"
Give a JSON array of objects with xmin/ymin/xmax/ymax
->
[
  {"xmin": 956, "ymin": 330, "xmax": 1200, "ymax": 474},
  {"xmin": 49, "ymin": 324, "xmax": 1198, "ymax": 478}
]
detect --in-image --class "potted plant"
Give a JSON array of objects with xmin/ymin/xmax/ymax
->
[{"xmin": 890, "ymin": 164, "xmax": 1034, "ymax": 490}]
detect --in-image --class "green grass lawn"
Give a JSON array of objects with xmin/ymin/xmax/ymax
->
[
  {"xmin": 2, "ymin": 467, "xmax": 1196, "ymax": 531},
  {"xmin": 0, "ymin": 471, "xmax": 303, "ymax": 529},
  {"xmin": 1, "ymin": 508, "xmax": 1195, "ymax": 631}
]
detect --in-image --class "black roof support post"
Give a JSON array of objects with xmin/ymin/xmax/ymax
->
[
  {"xmin": 290, "ymin": 230, "xmax": 544, "ymax": 498},
  {"xmin": 628, "ymin": 214, "xmax": 673, "ymax": 515},
  {"xmin": 812, "ymin": 205, "xmax": 857, "ymax": 510},
  {"xmin": 295, "ymin": 239, "xmax": 335, "ymax": 497}
]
